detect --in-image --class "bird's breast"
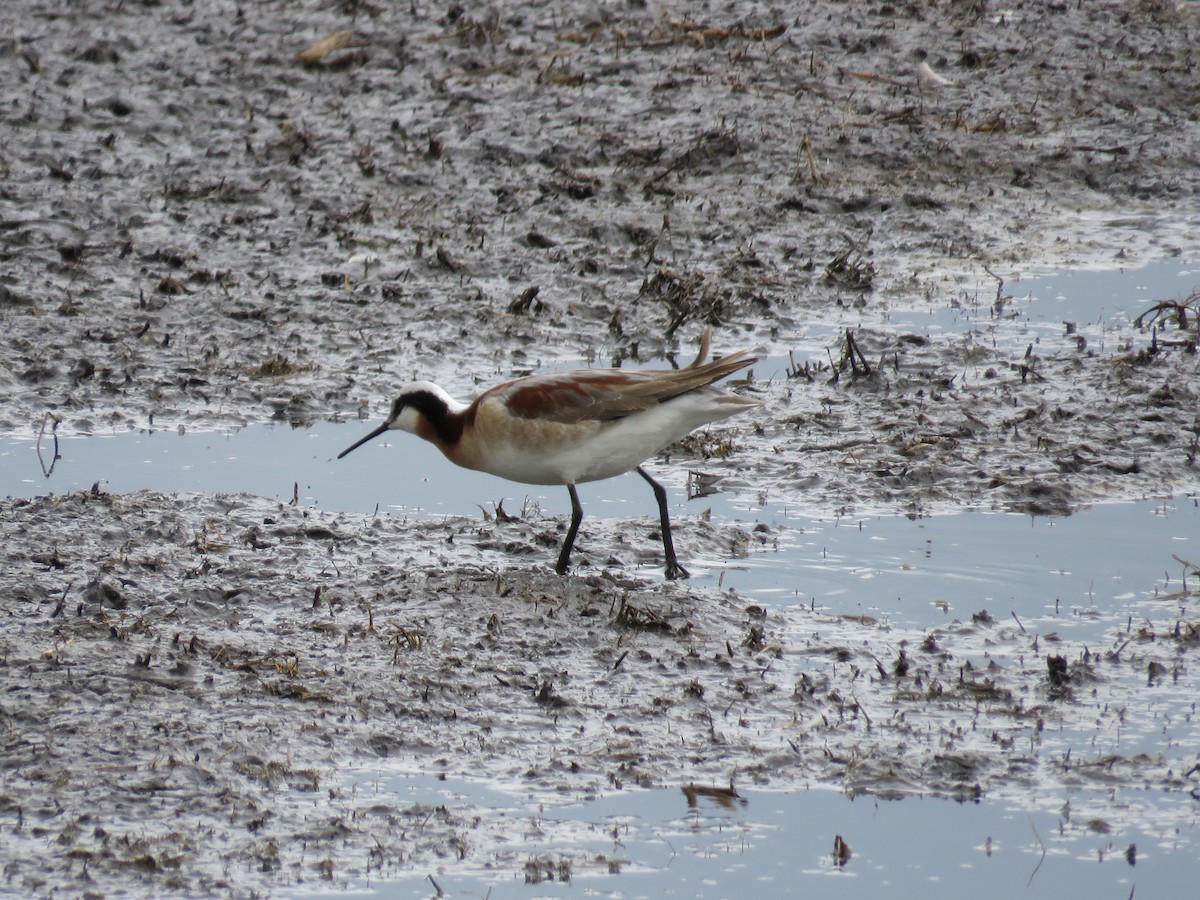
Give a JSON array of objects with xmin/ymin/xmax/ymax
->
[{"xmin": 441, "ymin": 401, "xmax": 600, "ymax": 485}]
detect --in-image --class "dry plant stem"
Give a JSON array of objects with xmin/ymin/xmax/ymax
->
[
  {"xmin": 36, "ymin": 412, "xmax": 61, "ymax": 478},
  {"xmin": 1026, "ymin": 818, "xmax": 1047, "ymax": 886},
  {"xmin": 844, "ymin": 330, "xmax": 872, "ymax": 375}
]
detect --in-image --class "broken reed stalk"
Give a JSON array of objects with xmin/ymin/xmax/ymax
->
[
  {"xmin": 1026, "ymin": 819, "xmax": 1047, "ymax": 886},
  {"xmin": 1132, "ymin": 290, "xmax": 1199, "ymax": 332},
  {"xmin": 845, "ymin": 329, "xmax": 872, "ymax": 375}
]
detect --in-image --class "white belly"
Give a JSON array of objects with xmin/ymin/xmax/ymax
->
[{"xmin": 466, "ymin": 390, "xmax": 752, "ymax": 486}]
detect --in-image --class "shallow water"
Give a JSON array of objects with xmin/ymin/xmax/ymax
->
[
  {"xmin": 873, "ymin": 256, "xmax": 1200, "ymax": 352},
  {"xmin": 296, "ymin": 775, "xmax": 1197, "ymax": 899}
]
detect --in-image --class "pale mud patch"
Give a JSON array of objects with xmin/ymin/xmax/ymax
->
[{"xmin": 2, "ymin": 489, "xmax": 1197, "ymax": 895}]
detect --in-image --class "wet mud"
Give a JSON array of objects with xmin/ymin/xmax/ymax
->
[
  {"xmin": 3, "ymin": 489, "xmax": 1198, "ymax": 895},
  {"xmin": 3, "ymin": 0, "xmax": 1200, "ymax": 895}
]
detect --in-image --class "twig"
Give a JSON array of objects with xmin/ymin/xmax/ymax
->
[
  {"xmin": 1027, "ymin": 818, "xmax": 1046, "ymax": 886},
  {"xmin": 845, "ymin": 330, "xmax": 872, "ymax": 375},
  {"xmin": 850, "ymin": 691, "xmax": 872, "ymax": 728},
  {"xmin": 1172, "ymin": 553, "xmax": 1198, "ymax": 585},
  {"xmin": 36, "ymin": 412, "xmax": 62, "ymax": 478},
  {"xmin": 844, "ymin": 68, "xmax": 909, "ymax": 88},
  {"xmin": 795, "ymin": 437, "xmax": 876, "ymax": 453},
  {"xmin": 786, "ymin": 349, "xmax": 813, "ymax": 381},
  {"xmin": 982, "ymin": 264, "xmax": 1005, "ymax": 307}
]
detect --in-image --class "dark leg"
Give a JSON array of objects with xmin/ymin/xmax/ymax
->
[
  {"xmin": 556, "ymin": 483, "xmax": 584, "ymax": 575},
  {"xmin": 637, "ymin": 466, "xmax": 689, "ymax": 580}
]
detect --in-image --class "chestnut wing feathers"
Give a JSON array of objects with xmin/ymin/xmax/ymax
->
[{"xmin": 485, "ymin": 351, "xmax": 756, "ymax": 425}]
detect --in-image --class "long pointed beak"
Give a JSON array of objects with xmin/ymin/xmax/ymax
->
[{"xmin": 337, "ymin": 422, "xmax": 391, "ymax": 459}]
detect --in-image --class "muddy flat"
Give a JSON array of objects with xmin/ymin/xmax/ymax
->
[{"xmin": 2, "ymin": 1, "xmax": 1199, "ymax": 896}]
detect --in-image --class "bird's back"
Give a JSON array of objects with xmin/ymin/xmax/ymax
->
[{"xmin": 483, "ymin": 349, "xmax": 759, "ymax": 425}]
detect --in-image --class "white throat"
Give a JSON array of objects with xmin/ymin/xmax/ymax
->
[{"xmin": 387, "ymin": 381, "xmax": 467, "ymax": 435}]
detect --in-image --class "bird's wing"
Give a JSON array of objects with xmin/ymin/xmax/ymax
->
[{"xmin": 480, "ymin": 349, "xmax": 757, "ymax": 425}]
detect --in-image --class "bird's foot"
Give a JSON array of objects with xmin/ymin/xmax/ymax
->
[{"xmin": 665, "ymin": 561, "xmax": 690, "ymax": 580}]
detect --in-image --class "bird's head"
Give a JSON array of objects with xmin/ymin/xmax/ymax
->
[{"xmin": 337, "ymin": 382, "xmax": 461, "ymax": 458}]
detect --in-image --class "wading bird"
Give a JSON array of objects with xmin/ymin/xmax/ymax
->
[{"xmin": 338, "ymin": 331, "xmax": 761, "ymax": 578}]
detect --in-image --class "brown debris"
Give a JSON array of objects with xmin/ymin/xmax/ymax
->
[{"xmin": 295, "ymin": 30, "xmax": 354, "ymax": 65}]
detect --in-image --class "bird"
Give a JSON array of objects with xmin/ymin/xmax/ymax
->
[{"xmin": 337, "ymin": 329, "xmax": 762, "ymax": 579}]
